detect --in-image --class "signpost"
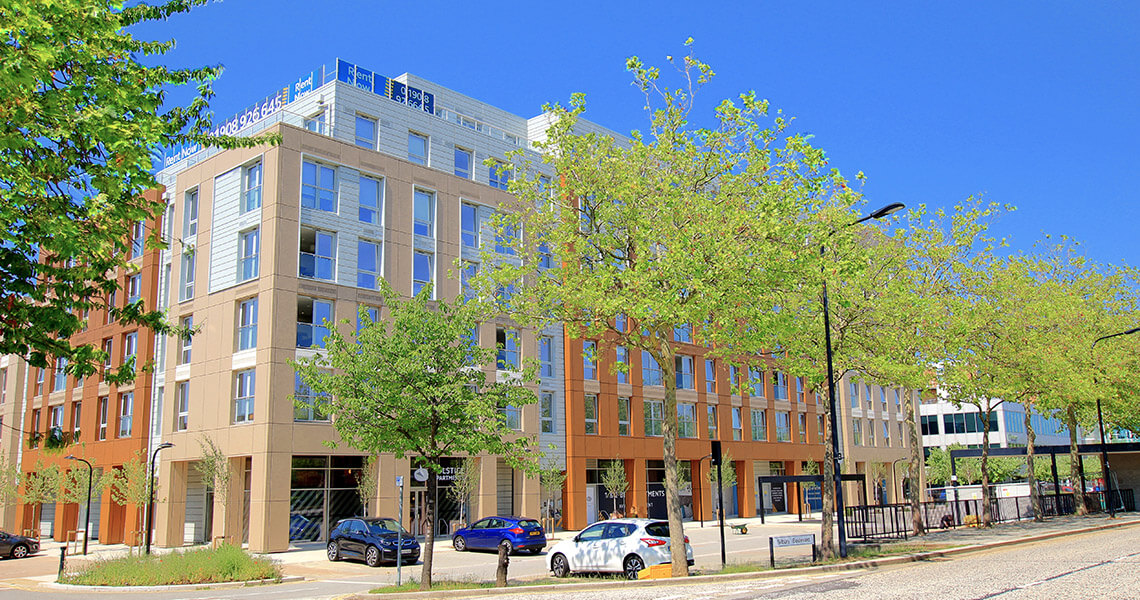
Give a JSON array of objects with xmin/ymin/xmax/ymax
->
[
  {"xmin": 769, "ymin": 534, "xmax": 817, "ymax": 567},
  {"xmin": 396, "ymin": 475, "xmax": 404, "ymax": 586}
]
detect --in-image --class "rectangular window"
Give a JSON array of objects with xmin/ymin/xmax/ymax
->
[
  {"xmin": 537, "ymin": 242, "xmax": 553, "ymax": 269},
  {"xmin": 730, "ymin": 365, "xmax": 740, "ymax": 391},
  {"xmin": 0, "ymin": 368, "xmax": 6, "ymax": 404},
  {"xmin": 126, "ymin": 273, "xmax": 142, "ymax": 304},
  {"xmin": 642, "ymin": 352, "xmax": 663, "ymax": 386},
  {"xmin": 118, "ymin": 392, "xmax": 133, "ymax": 437},
  {"xmin": 71, "ymin": 401, "xmax": 81, "ymax": 440},
  {"xmin": 501, "ymin": 404, "xmax": 521, "ymax": 431},
  {"xmin": 678, "ymin": 403, "xmax": 697, "ymax": 438},
  {"xmin": 357, "ymin": 305, "xmax": 379, "ymax": 334},
  {"xmin": 355, "ymin": 115, "xmax": 376, "ymax": 149},
  {"xmin": 489, "ymin": 160, "xmax": 511, "ymax": 190},
  {"xmin": 293, "ymin": 373, "xmax": 327, "ymax": 422},
  {"xmin": 239, "ymin": 228, "xmax": 259, "ymax": 281},
  {"xmin": 751, "ymin": 408, "xmax": 767, "ymax": 441},
  {"xmin": 865, "ymin": 383, "xmax": 874, "ymax": 411},
  {"xmin": 357, "ymin": 239, "xmax": 381, "ymax": 289},
  {"xmin": 123, "ymin": 332, "xmax": 137, "ymax": 362},
  {"xmin": 413, "ymin": 189, "xmax": 435, "ymax": 236},
  {"xmin": 673, "ymin": 324, "xmax": 692, "ymax": 343},
  {"xmin": 299, "ymin": 227, "xmax": 336, "ymax": 281},
  {"xmin": 707, "ymin": 405, "xmax": 718, "ymax": 439},
  {"xmin": 184, "ymin": 189, "xmax": 199, "ymax": 237},
  {"xmin": 178, "ymin": 316, "xmax": 192, "ymax": 363},
  {"xmin": 582, "ymin": 341, "xmax": 597, "ymax": 380},
  {"xmin": 539, "ymin": 336, "xmax": 554, "ymax": 378},
  {"xmin": 454, "ymin": 147, "xmax": 473, "ymax": 179},
  {"xmin": 883, "ymin": 421, "xmax": 891, "ymax": 447},
  {"xmin": 243, "ymin": 161, "xmax": 262, "ymax": 212},
  {"xmin": 584, "ymin": 394, "xmax": 598, "ymax": 434},
  {"xmin": 776, "ymin": 411, "xmax": 791, "ymax": 442},
  {"xmin": 412, "ymin": 251, "xmax": 434, "ymax": 298},
  {"xmin": 618, "ymin": 396, "xmax": 630, "ymax": 436},
  {"xmin": 614, "ymin": 314, "xmax": 627, "ymax": 332},
  {"xmin": 615, "ymin": 347, "xmax": 629, "ymax": 384},
  {"xmin": 102, "ymin": 338, "xmax": 113, "ymax": 369},
  {"xmin": 881, "ymin": 387, "xmax": 888, "ymax": 413},
  {"xmin": 494, "ymin": 218, "xmax": 517, "ymax": 255},
  {"xmin": 537, "ymin": 175, "xmax": 552, "ymax": 208},
  {"xmin": 853, "ymin": 419, "xmax": 863, "ymax": 446},
  {"xmin": 496, "ymin": 328, "xmax": 519, "ymax": 370},
  {"xmin": 408, "ymin": 132, "xmax": 428, "ymax": 165},
  {"xmin": 850, "ymin": 380, "xmax": 859, "ymax": 409},
  {"xmin": 644, "ymin": 399, "xmax": 664, "ymax": 437},
  {"xmin": 749, "ymin": 367, "xmax": 765, "ymax": 397},
  {"xmin": 774, "ymin": 373, "xmax": 789, "ymax": 400},
  {"xmin": 460, "ymin": 261, "xmax": 477, "ymax": 301},
  {"xmin": 50, "ymin": 405, "xmax": 64, "ymax": 435},
  {"xmin": 705, "ymin": 359, "xmax": 716, "ymax": 393},
  {"xmin": 296, "ymin": 297, "xmax": 333, "ymax": 348},
  {"xmin": 867, "ymin": 419, "xmax": 876, "ymax": 446},
  {"xmin": 675, "ymin": 355, "xmax": 695, "ymax": 390},
  {"xmin": 358, "ymin": 175, "xmax": 382, "ymax": 224},
  {"xmin": 894, "ymin": 388, "xmax": 901, "ymax": 406},
  {"xmin": 732, "ymin": 407, "xmax": 743, "ymax": 441},
  {"xmin": 105, "ymin": 290, "xmax": 116, "ymax": 323},
  {"xmin": 53, "ymin": 357, "xmax": 67, "ymax": 392},
  {"xmin": 461, "ymin": 203, "xmax": 479, "ymax": 248},
  {"xmin": 304, "ymin": 110, "xmax": 325, "ymax": 134},
  {"xmin": 238, "ymin": 299, "xmax": 258, "ymax": 351},
  {"xmin": 30, "ymin": 409, "xmax": 40, "ymax": 446},
  {"xmin": 98, "ymin": 397, "xmax": 108, "ymax": 440},
  {"xmin": 301, "ymin": 160, "xmax": 337, "ymax": 212},
  {"xmin": 818, "ymin": 414, "xmax": 825, "ymax": 443},
  {"xmin": 130, "ymin": 221, "xmax": 145, "ymax": 259},
  {"xmin": 899, "ymin": 422, "xmax": 905, "ymax": 447},
  {"xmin": 181, "ymin": 252, "xmax": 195, "ymax": 300},
  {"xmin": 234, "ymin": 369, "xmax": 255, "ymax": 423},
  {"xmin": 175, "ymin": 380, "xmax": 189, "ymax": 431},
  {"xmin": 540, "ymin": 392, "xmax": 555, "ymax": 433},
  {"xmin": 34, "ymin": 367, "xmax": 43, "ymax": 395}
]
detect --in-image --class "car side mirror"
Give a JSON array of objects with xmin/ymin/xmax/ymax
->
[{"xmin": 573, "ymin": 534, "xmax": 581, "ymax": 543}]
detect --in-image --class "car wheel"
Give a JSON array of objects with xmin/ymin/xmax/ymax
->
[
  {"xmin": 453, "ymin": 535, "xmax": 467, "ymax": 552},
  {"xmin": 326, "ymin": 541, "xmax": 341, "ymax": 562},
  {"xmin": 623, "ymin": 554, "xmax": 645, "ymax": 580},
  {"xmin": 499, "ymin": 539, "xmax": 514, "ymax": 555},
  {"xmin": 11, "ymin": 544, "xmax": 29, "ymax": 559},
  {"xmin": 551, "ymin": 553, "xmax": 570, "ymax": 577},
  {"xmin": 365, "ymin": 545, "xmax": 381, "ymax": 568}
]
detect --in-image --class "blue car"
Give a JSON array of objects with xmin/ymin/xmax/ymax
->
[
  {"xmin": 327, "ymin": 517, "xmax": 420, "ymax": 567},
  {"xmin": 289, "ymin": 513, "xmax": 321, "ymax": 541},
  {"xmin": 452, "ymin": 516, "xmax": 546, "ymax": 555}
]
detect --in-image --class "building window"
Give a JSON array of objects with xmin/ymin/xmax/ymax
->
[
  {"xmin": 501, "ymin": 404, "xmax": 521, "ymax": 431},
  {"xmin": 359, "ymin": 175, "xmax": 382, "ymax": 224},
  {"xmin": 303, "ymin": 110, "xmax": 325, "ymax": 133},
  {"xmin": 618, "ymin": 396, "xmax": 630, "ymax": 436},
  {"xmin": 582, "ymin": 341, "xmax": 597, "ymax": 380},
  {"xmin": 496, "ymin": 328, "xmax": 519, "ymax": 370},
  {"xmin": 818, "ymin": 414, "xmax": 825, "ymax": 443},
  {"xmin": 234, "ymin": 369, "xmax": 255, "ymax": 423},
  {"xmin": 296, "ymin": 296, "xmax": 333, "ymax": 348},
  {"xmin": 865, "ymin": 383, "xmax": 874, "ymax": 411},
  {"xmin": 749, "ymin": 367, "xmax": 765, "ymax": 398},
  {"xmin": 707, "ymin": 405, "xmax": 718, "ymax": 439},
  {"xmin": 50, "ymin": 405, "xmax": 64, "ymax": 437},
  {"xmin": 705, "ymin": 360, "xmax": 717, "ymax": 393},
  {"xmin": 852, "ymin": 420, "xmax": 863, "ymax": 446},
  {"xmin": 454, "ymin": 147, "xmax": 473, "ymax": 179},
  {"xmin": 894, "ymin": 388, "xmax": 902, "ymax": 406},
  {"xmin": 798, "ymin": 413, "xmax": 807, "ymax": 443},
  {"xmin": 899, "ymin": 422, "xmax": 905, "ymax": 448},
  {"xmin": 732, "ymin": 407, "xmax": 743, "ymax": 441},
  {"xmin": 494, "ymin": 219, "xmax": 517, "ymax": 256},
  {"xmin": 118, "ymin": 392, "xmax": 133, "ymax": 437},
  {"xmin": 180, "ymin": 252, "xmax": 195, "ymax": 301},
  {"xmin": 123, "ymin": 332, "xmax": 137, "ymax": 362},
  {"xmin": 175, "ymin": 381, "xmax": 189, "ymax": 431},
  {"xmin": 489, "ymin": 160, "xmax": 511, "ymax": 190},
  {"xmin": 881, "ymin": 387, "xmax": 888, "ymax": 413},
  {"xmin": 125, "ymin": 273, "xmax": 142, "ymax": 305},
  {"xmin": 675, "ymin": 355, "xmax": 695, "ymax": 390},
  {"xmin": 243, "ymin": 161, "xmax": 262, "ymax": 212},
  {"xmin": 97, "ymin": 397, "xmax": 108, "ymax": 440},
  {"xmin": 53, "ymin": 357, "xmax": 67, "ymax": 392},
  {"xmin": 238, "ymin": 298, "xmax": 258, "ymax": 351},
  {"xmin": 775, "ymin": 411, "xmax": 791, "ymax": 442},
  {"xmin": 461, "ymin": 203, "xmax": 479, "ymax": 248},
  {"xmin": 460, "ymin": 261, "xmax": 477, "ymax": 301},
  {"xmin": 413, "ymin": 189, "xmax": 434, "ymax": 237},
  {"xmin": 867, "ymin": 419, "xmax": 876, "ymax": 446},
  {"xmin": 130, "ymin": 221, "xmax": 145, "ymax": 259},
  {"xmin": 540, "ymin": 392, "xmax": 555, "ymax": 433},
  {"xmin": 849, "ymin": 380, "xmax": 859, "ymax": 409},
  {"xmin": 102, "ymin": 338, "xmax": 113, "ymax": 370},
  {"xmin": 729, "ymin": 365, "xmax": 740, "ymax": 391},
  {"xmin": 883, "ymin": 421, "xmax": 891, "ymax": 447},
  {"xmin": 774, "ymin": 373, "xmax": 789, "ymax": 400},
  {"xmin": 921, "ymin": 415, "xmax": 940, "ymax": 436},
  {"xmin": 0, "ymin": 368, "xmax": 6, "ymax": 403},
  {"xmin": 71, "ymin": 401, "xmax": 82, "ymax": 441},
  {"xmin": 537, "ymin": 242, "xmax": 553, "ymax": 270},
  {"xmin": 299, "ymin": 227, "xmax": 336, "ymax": 281},
  {"xmin": 412, "ymin": 251, "xmax": 434, "ymax": 298},
  {"xmin": 177, "ymin": 316, "xmax": 192, "ymax": 363},
  {"xmin": 614, "ymin": 314, "xmax": 627, "ymax": 332},
  {"xmin": 642, "ymin": 352, "xmax": 663, "ymax": 386},
  {"xmin": 355, "ymin": 115, "xmax": 376, "ymax": 149},
  {"xmin": 184, "ymin": 189, "xmax": 199, "ymax": 237},
  {"xmin": 29, "ymin": 409, "xmax": 40, "ymax": 447},
  {"xmin": 584, "ymin": 394, "xmax": 598, "ymax": 434},
  {"xmin": 34, "ymin": 367, "xmax": 43, "ymax": 395},
  {"xmin": 644, "ymin": 399, "xmax": 664, "ymax": 437},
  {"xmin": 239, "ymin": 228, "xmax": 260, "ymax": 281},
  {"xmin": 678, "ymin": 403, "xmax": 697, "ymax": 438},
  {"xmin": 615, "ymin": 347, "xmax": 629, "ymax": 384},
  {"xmin": 294, "ymin": 372, "xmax": 328, "ymax": 422},
  {"xmin": 673, "ymin": 324, "xmax": 691, "ymax": 343},
  {"xmin": 357, "ymin": 239, "xmax": 382, "ymax": 289},
  {"xmin": 408, "ymin": 132, "xmax": 428, "ymax": 165},
  {"xmin": 751, "ymin": 409, "xmax": 767, "ymax": 441},
  {"xmin": 539, "ymin": 336, "xmax": 554, "ymax": 378},
  {"xmin": 301, "ymin": 161, "xmax": 337, "ymax": 212}
]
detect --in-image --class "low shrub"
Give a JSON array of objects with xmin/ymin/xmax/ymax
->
[{"xmin": 60, "ymin": 544, "xmax": 282, "ymax": 587}]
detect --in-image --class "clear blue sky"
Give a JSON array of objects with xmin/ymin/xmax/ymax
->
[{"xmin": 136, "ymin": 1, "xmax": 1139, "ymax": 266}]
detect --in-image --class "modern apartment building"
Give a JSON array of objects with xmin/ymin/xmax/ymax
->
[
  {"xmin": 919, "ymin": 397, "xmax": 1074, "ymax": 451},
  {"xmin": 836, "ymin": 373, "xmax": 922, "ymax": 506}
]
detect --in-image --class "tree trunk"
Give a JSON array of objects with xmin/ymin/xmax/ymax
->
[
  {"xmin": 656, "ymin": 345, "xmax": 689, "ymax": 577},
  {"xmin": 980, "ymin": 404, "xmax": 992, "ymax": 527},
  {"xmin": 496, "ymin": 540, "xmax": 510, "ymax": 587},
  {"xmin": 904, "ymin": 390, "xmax": 924, "ymax": 536},
  {"xmin": 420, "ymin": 467, "xmax": 436, "ymax": 590},
  {"xmin": 1066, "ymin": 407, "xmax": 1087, "ymax": 516},
  {"xmin": 820, "ymin": 392, "xmax": 837, "ymax": 559},
  {"xmin": 1025, "ymin": 409, "xmax": 1042, "ymax": 521}
]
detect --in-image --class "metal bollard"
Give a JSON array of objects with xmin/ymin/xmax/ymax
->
[{"xmin": 58, "ymin": 546, "xmax": 67, "ymax": 581}]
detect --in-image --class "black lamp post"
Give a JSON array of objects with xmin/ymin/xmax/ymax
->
[
  {"xmin": 1090, "ymin": 327, "xmax": 1139, "ymax": 518},
  {"xmin": 145, "ymin": 442, "xmax": 174, "ymax": 555},
  {"xmin": 823, "ymin": 202, "xmax": 905, "ymax": 557},
  {"xmin": 64, "ymin": 455, "xmax": 93, "ymax": 555}
]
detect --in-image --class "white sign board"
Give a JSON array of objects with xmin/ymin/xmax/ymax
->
[
  {"xmin": 413, "ymin": 467, "xmax": 429, "ymax": 482},
  {"xmin": 396, "ymin": 475, "xmax": 404, "ymax": 487},
  {"xmin": 771, "ymin": 534, "xmax": 815, "ymax": 548}
]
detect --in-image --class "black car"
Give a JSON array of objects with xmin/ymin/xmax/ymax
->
[
  {"xmin": 0, "ymin": 530, "xmax": 39, "ymax": 559},
  {"xmin": 327, "ymin": 517, "xmax": 420, "ymax": 567}
]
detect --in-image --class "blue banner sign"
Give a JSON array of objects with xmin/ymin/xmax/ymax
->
[{"xmin": 334, "ymin": 58, "xmax": 434, "ymax": 115}]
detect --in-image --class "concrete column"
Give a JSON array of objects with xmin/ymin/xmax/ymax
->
[
  {"xmin": 564, "ymin": 454, "xmax": 588, "ymax": 529},
  {"xmin": 518, "ymin": 469, "xmax": 540, "ymax": 520},
  {"xmin": 477, "ymin": 455, "xmax": 497, "ymax": 521},
  {"xmin": 739, "ymin": 460, "xmax": 756, "ymax": 517},
  {"xmin": 628, "ymin": 457, "xmax": 646, "ymax": 520},
  {"xmin": 216, "ymin": 456, "xmax": 245, "ymax": 545},
  {"xmin": 248, "ymin": 452, "xmax": 289, "ymax": 553},
  {"xmin": 155, "ymin": 460, "xmax": 188, "ymax": 547}
]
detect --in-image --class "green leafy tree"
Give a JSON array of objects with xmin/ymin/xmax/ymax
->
[
  {"xmin": 482, "ymin": 42, "xmax": 860, "ymax": 572},
  {"xmin": 600, "ymin": 459, "xmax": 629, "ymax": 517},
  {"xmin": 292, "ymin": 284, "xmax": 539, "ymax": 590},
  {"xmin": 446, "ymin": 458, "xmax": 480, "ymax": 526},
  {"xmin": 538, "ymin": 460, "xmax": 566, "ymax": 530},
  {"xmin": 356, "ymin": 456, "xmax": 380, "ymax": 517},
  {"xmin": 109, "ymin": 452, "xmax": 151, "ymax": 549},
  {"xmin": 0, "ymin": 0, "xmax": 273, "ymax": 383},
  {"xmin": 60, "ymin": 464, "xmax": 105, "ymax": 509},
  {"xmin": 20, "ymin": 460, "xmax": 61, "ymax": 534},
  {"xmin": 706, "ymin": 452, "xmax": 736, "ymax": 518},
  {"xmin": 0, "ymin": 456, "xmax": 20, "ymax": 511},
  {"xmin": 193, "ymin": 435, "xmax": 231, "ymax": 540}
]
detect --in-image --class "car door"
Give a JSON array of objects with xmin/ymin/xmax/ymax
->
[
  {"xmin": 570, "ymin": 523, "xmax": 608, "ymax": 570},
  {"xmin": 345, "ymin": 520, "xmax": 366, "ymax": 556},
  {"xmin": 467, "ymin": 518, "xmax": 490, "ymax": 549},
  {"xmin": 0, "ymin": 532, "xmax": 10, "ymax": 555},
  {"xmin": 599, "ymin": 523, "xmax": 636, "ymax": 572}
]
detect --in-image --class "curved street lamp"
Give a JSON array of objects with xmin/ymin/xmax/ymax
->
[
  {"xmin": 145, "ymin": 442, "xmax": 174, "ymax": 555},
  {"xmin": 64, "ymin": 455, "xmax": 93, "ymax": 555},
  {"xmin": 1090, "ymin": 327, "xmax": 1139, "ymax": 518},
  {"xmin": 822, "ymin": 202, "xmax": 905, "ymax": 557}
]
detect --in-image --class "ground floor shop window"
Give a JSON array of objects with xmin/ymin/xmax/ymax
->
[{"xmin": 289, "ymin": 455, "xmax": 363, "ymax": 543}]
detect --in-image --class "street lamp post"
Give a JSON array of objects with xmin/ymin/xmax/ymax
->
[
  {"xmin": 145, "ymin": 442, "xmax": 174, "ymax": 555},
  {"xmin": 823, "ymin": 202, "xmax": 904, "ymax": 558},
  {"xmin": 64, "ymin": 455, "xmax": 93, "ymax": 555},
  {"xmin": 1090, "ymin": 327, "xmax": 1139, "ymax": 518}
]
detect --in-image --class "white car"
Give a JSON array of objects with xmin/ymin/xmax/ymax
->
[{"xmin": 546, "ymin": 518, "xmax": 694, "ymax": 580}]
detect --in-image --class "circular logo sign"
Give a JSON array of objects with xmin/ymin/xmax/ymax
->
[{"xmin": 413, "ymin": 467, "xmax": 429, "ymax": 482}]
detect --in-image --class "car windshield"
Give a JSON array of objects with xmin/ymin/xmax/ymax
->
[
  {"xmin": 518, "ymin": 519, "xmax": 540, "ymax": 528},
  {"xmin": 365, "ymin": 519, "xmax": 409, "ymax": 535}
]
